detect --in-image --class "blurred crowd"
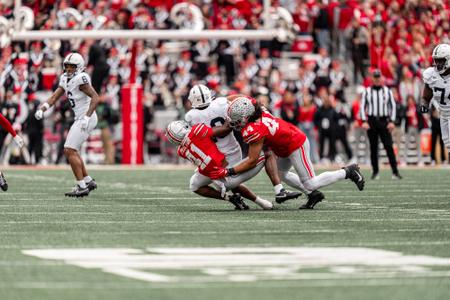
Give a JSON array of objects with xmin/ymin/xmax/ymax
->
[{"xmin": 0, "ymin": 0, "xmax": 449, "ymax": 165}]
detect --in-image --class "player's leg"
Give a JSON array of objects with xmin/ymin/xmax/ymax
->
[
  {"xmin": 367, "ymin": 127, "xmax": 380, "ymax": 177},
  {"xmin": 441, "ymin": 117, "xmax": 450, "ymax": 153},
  {"xmin": 290, "ymin": 139, "xmax": 364, "ymax": 195},
  {"xmin": 277, "ymin": 156, "xmax": 311, "ymax": 194},
  {"xmin": 63, "ymin": 116, "xmax": 97, "ymax": 197},
  {"xmin": 224, "ymin": 155, "xmax": 273, "ymax": 209},
  {"xmin": 378, "ymin": 122, "xmax": 400, "ymax": 178},
  {"xmin": 189, "ymin": 172, "xmax": 248, "ymax": 210},
  {"xmin": 0, "ymin": 171, "xmax": 8, "ymax": 191},
  {"xmin": 83, "ymin": 114, "xmax": 98, "ymax": 191},
  {"xmin": 263, "ymin": 150, "xmax": 301, "ymax": 203}
]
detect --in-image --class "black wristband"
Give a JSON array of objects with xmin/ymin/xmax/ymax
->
[{"xmin": 227, "ymin": 168, "xmax": 236, "ymax": 176}]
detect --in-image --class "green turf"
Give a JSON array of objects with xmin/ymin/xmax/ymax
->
[{"xmin": 0, "ymin": 168, "xmax": 449, "ymax": 300}]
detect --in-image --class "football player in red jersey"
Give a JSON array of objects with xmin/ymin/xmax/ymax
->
[
  {"xmin": 210, "ymin": 97, "xmax": 365, "ymax": 209},
  {"xmin": 0, "ymin": 113, "xmax": 25, "ymax": 191},
  {"xmin": 166, "ymin": 120, "xmax": 273, "ymax": 210}
]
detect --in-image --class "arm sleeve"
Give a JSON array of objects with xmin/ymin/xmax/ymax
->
[
  {"xmin": 0, "ymin": 114, "xmax": 17, "ymax": 137},
  {"xmin": 360, "ymin": 89, "xmax": 367, "ymax": 121}
]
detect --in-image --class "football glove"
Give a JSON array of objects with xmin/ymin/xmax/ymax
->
[
  {"xmin": 13, "ymin": 135, "xmax": 24, "ymax": 149},
  {"xmin": 34, "ymin": 109, "xmax": 44, "ymax": 120},
  {"xmin": 420, "ymin": 105, "xmax": 429, "ymax": 113},
  {"xmin": 209, "ymin": 167, "xmax": 229, "ymax": 180}
]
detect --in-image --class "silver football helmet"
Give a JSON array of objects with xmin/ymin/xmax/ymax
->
[
  {"xmin": 165, "ymin": 120, "xmax": 191, "ymax": 144},
  {"xmin": 188, "ymin": 84, "xmax": 212, "ymax": 109},
  {"xmin": 227, "ymin": 97, "xmax": 256, "ymax": 130},
  {"xmin": 63, "ymin": 52, "xmax": 85, "ymax": 78},
  {"xmin": 432, "ymin": 44, "xmax": 450, "ymax": 74}
]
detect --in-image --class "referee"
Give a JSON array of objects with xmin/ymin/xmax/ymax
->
[{"xmin": 360, "ymin": 69, "xmax": 402, "ymax": 179}]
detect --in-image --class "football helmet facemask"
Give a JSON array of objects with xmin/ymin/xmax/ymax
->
[
  {"xmin": 165, "ymin": 120, "xmax": 191, "ymax": 144},
  {"xmin": 432, "ymin": 44, "xmax": 450, "ymax": 75}
]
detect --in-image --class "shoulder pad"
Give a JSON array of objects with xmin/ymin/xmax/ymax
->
[{"xmin": 422, "ymin": 67, "xmax": 438, "ymax": 85}]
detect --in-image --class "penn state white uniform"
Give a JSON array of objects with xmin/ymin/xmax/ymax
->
[
  {"xmin": 185, "ymin": 97, "xmax": 242, "ymax": 165},
  {"xmin": 423, "ymin": 67, "xmax": 450, "ymax": 149},
  {"xmin": 185, "ymin": 96, "xmax": 244, "ymax": 192},
  {"xmin": 60, "ymin": 72, "xmax": 98, "ymax": 151}
]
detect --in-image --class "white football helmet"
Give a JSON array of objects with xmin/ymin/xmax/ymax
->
[
  {"xmin": 63, "ymin": 52, "xmax": 85, "ymax": 78},
  {"xmin": 188, "ymin": 84, "xmax": 212, "ymax": 109},
  {"xmin": 165, "ymin": 120, "xmax": 191, "ymax": 144},
  {"xmin": 432, "ymin": 44, "xmax": 450, "ymax": 74},
  {"xmin": 227, "ymin": 97, "xmax": 256, "ymax": 130}
]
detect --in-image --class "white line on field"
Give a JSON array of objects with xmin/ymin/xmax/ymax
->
[
  {"xmin": 3, "ymin": 229, "xmax": 450, "ymax": 235},
  {"xmin": 1, "ymin": 218, "xmax": 449, "ymax": 225}
]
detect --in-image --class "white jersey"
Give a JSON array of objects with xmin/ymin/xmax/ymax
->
[
  {"xmin": 185, "ymin": 97, "xmax": 240, "ymax": 156},
  {"xmin": 423, "ymin": 67, "xmax": 450, "ymax": 117},
  {"xmin": 59, "ymin": 72, "xmax": 92, "ymax": 119}
]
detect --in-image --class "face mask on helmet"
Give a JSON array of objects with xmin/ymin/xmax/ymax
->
[
  {"xmin": 165, "ymin": 120, "xmax": 191, "ymax": 144},
  {"xmin": 433, "ymin": 57, "xmax": 448, "ymax": 73},
  {"xmin": 64, "ymin": 63, "xmax": 77, "ymax": 78}
]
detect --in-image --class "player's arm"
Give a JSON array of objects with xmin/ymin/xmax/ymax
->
[
  {"xmin": 40, "ymin": 87, "xmax": 65, "ymax": 112},
  {"xmin": 79, "ymin": 84, "xmax": 100, "ymax": 117},
  {"xmin": 228, "ymin": 138, "xmax": 265, "ymax": 174},
  {"xmin": 212, "ymin": 124, "xmax": 232, "ymax": 138},
  {"xmin": 420, "ymin": 84, "xmax": 433, "ymax": 113}
]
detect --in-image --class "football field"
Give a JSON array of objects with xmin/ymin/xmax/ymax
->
[{"xmin": 1, "ymin": 167, "xmax": 449, "ymax": 300}]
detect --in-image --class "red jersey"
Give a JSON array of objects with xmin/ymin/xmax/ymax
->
[
  {"xmin": 241, "ymin": 111, "xmax": 306, "ymax": 157},
  {"xmin": 177, "ymin": 124, "xmax": 226, "ymax": 178}
]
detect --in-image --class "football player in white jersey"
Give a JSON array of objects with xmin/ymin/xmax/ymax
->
[
  {"xmin": 35, "ymin": 53, "xmax": 99, "ymax": 197},
  {"xmin": 185, "ymin": 84, "xmax": 301, "ymax": 203},
  {"xmin": 420, "ymin": 44, "xmax": 450, "ymax": 154}
]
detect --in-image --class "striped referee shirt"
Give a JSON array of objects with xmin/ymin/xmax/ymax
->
[{"xmin": 360, "ymin": 86, "xmax": 396, "ymax": 122}]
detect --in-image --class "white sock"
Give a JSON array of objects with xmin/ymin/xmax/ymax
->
[
  {"xmin": 84, "ymin": 176, "xmax": 93, "ymax": 183},
  {"xmin": 274, "ymin": 184, "xmax": 283, "ymax": 194},
  {"xmin": 254, "ymin": 197, "xmax": 273, "ymax": 210},
  {"xmin": 77, "ymin": 180, "xmax": 87, "ymax": 189}
]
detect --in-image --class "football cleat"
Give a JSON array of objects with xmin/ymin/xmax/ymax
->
[
  {"xmin": 0, "ymin": 172, "xmax": 8, "ymax": 191},
  {"xmin": 343, "ymin": 164, "xmax": 365, "ymax": 191},
  {"xmin": 299, "ymin": 190, "xmax": 325, "ymax": 209},
  {"xmin": 392, "ymin": 173, "xmax": 402, "ymax": 180},
  {"xmin": 275, "ymin": 188, "xmax": 302, "ymax": 204},
  {"xmin": 228, "ymin": 193, "xmax": 250, "ymax": 210},
  {"xmin": 65, "ymin": 185, "xmax": 90, "ymax": 198},
  {"xmin": 87, "ymin": 179, "xmax": 97, "ymax": 191}
]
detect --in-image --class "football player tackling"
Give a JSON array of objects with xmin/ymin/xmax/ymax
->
[
  {"xmin": 35, "ymin": 53, "xmax": 99, "ymax": 197},
  {"xmin": 420, "ymin": 44, "xmax": 450, "ymax": 155},
  {"xmin": 211, "ymin": 97, "xmax": 365, "ymax": 209}
]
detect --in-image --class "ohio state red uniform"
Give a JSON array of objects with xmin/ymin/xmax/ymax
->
[
  {"xmin": 241, "ymin": 111, "xmax": 307, "ymax": 157},
  {"xmin": 177, "ymin": 124, "xmax": 226, "ymax": 178}
]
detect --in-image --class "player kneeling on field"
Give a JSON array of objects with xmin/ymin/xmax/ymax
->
[{"xmin": 166, "ymin": 120, "xmax": 273, "ymax": 210}]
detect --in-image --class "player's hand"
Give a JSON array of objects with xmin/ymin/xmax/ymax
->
[
  {"xmin": 362, "ymin": 122, "xmax": 370, "ymax": 130},
  {"xmin": 13, "ymin": 135, "xmax": 24, "ymax": 149},
  {"xmin": 209, "ymin": 167, "xmax": 228, "ymax": 180},
  {"xmin": 420, "ymin": 105, "xmax": 429, "ymax": 113},
  {"xmin": 80, "ymin": 115, "xmax": 90, "ymax": 132},
  {"xmin": 35, "ymin": 109, "xmax": 44, "ymax": 120}
]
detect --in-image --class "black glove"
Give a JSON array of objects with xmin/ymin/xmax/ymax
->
[{"xmin": 420, "ymin": 105, "xmax": 429, "ymax": 113}]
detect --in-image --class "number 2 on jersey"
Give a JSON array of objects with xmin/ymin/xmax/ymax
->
[
  {"xmin": 262, "ymin": 117, "xmax": 279, "ymax": 135},
  {"xmin": 434, "ymin": 87, "xmax": 450, "ymax": 105},
  {"xmin": 67, "ymin": 91, "xmax": 75, "ymax": 108}
]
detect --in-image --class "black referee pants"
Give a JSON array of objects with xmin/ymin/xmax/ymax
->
[{"xmin": 367, "ymin": 117, "xmax": 399, "ymax": 175}]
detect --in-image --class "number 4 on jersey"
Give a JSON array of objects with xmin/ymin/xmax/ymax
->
[{"xmin": 262, "ymin": 117, "xmax": 279, "ymax": 135}]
